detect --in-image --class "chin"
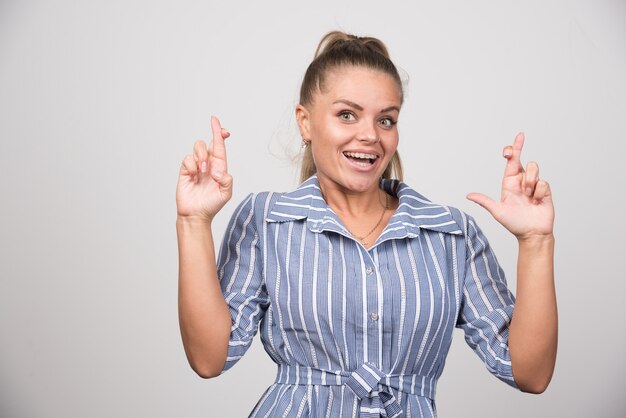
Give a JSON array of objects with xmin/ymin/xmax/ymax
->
[{"xmin": 340, "ymin": 175, "xmax": 381, "ymax": 193}]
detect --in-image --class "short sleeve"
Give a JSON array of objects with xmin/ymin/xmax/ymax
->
[
  {"xmin": 217, "ymin": 193, "xmax": 269, "ymax": 374},
  {"xmin": 456, "ymin": 214, "xmax": 518, "ymax": 389}
]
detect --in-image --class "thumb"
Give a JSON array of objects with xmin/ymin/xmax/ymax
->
[
  {"xmin": 210, "ymin": 169, "xmax": 233, "ymax": 203},
  {"xmin": 466, "ymin": 193, "xmax": 499, "ymax": 215}
]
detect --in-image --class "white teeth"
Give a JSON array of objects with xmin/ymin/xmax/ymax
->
[{"xmin": 344, "ymin": 151, "xmax": 378, "ymax": 160}]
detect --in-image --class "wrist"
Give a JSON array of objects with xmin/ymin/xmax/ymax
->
[
  {"xmin": 517, "ymin": 233, "xmax": 555, "ymax": 248},
  {"xmin": 177, "ymin": 214, "xmax": 214, "ymax": 227}
]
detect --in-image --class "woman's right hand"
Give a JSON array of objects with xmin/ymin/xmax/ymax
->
[{"xmin": 176, "ymin": 116, "xmax": 233, "ymax": 222}]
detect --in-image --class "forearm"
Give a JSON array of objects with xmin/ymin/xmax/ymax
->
[
  {"xmin": 177, "ymin": 216, "xmax": 232, "ymax": 378},
  {"xmin": 508, "ymin": 234, "xmax": 557, "ymax": 393}
]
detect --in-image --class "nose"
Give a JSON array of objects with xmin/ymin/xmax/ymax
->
[{"xmin": 356, "ymin": 121, "xmax": 380, "ymax": 144}]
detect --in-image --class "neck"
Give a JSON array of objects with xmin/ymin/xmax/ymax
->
[
  {"xmin": 317, "ymin": 175, "xmax": 398, "ymax": 248},
  {"xmin": 318, "ymin": 178, "xmax": 386, "ymax": 216}
]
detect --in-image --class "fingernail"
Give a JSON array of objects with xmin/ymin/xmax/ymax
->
[
  {"xmin": 525, "ymin": 187, "xmax": 532, "ymax": 196},
  {"xmin": 201, "ymin": 161, "xmax": 207, "ymax": 173}
]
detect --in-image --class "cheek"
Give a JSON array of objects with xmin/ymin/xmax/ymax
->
[
  {"xmin": 312, "ymin": 120, "xmax": 350, "ymax": 145},
  {"xmin": 384, "ymin": 133, "xmax": 399, "ymax": 152}
]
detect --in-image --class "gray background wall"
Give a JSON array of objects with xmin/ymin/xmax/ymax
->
[{"xmin": 1, "ymin": 0, "xmax": 625, "ymax": 417}]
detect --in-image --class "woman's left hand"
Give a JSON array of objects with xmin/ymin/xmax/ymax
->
[{"xmin": 466, "ymin": 133, "xmax": 554, "ymax": 241}]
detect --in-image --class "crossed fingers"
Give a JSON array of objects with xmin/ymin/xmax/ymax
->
[
  {"xmin": 181, "ymin": 116, "xmax": 230, "ymax": 182},
  {"xmin": 502, "ymin": 133, "xmax": 551, "ymax": 203}
]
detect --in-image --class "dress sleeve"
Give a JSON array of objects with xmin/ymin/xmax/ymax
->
[
  {"xmin": 217, "ymin": 193, "xmax": 269, "ymax": 374},
  {"xmin": 455, "ymin": 213, "xmax": 519, "ymax": 389}
]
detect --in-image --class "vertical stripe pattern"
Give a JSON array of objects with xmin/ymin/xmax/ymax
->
[{"xmin": 217, "ymin": 176, "xmax": 518, "ymax": 417}]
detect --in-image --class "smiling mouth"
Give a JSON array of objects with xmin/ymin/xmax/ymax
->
[{"xmin": 343, "ymin": 151, "xmax": 379, "ymax": 166}]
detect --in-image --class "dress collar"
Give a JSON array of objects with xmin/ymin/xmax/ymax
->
[{"xmin": 265, "ymin": 175, "xmax": 462, "ymax": 240}]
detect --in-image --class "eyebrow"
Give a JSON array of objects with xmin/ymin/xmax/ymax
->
[{"xmin": 332, "ymin": 99, "xmax": 400, "ymax": 113}]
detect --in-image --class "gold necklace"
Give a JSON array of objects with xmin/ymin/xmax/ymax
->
[{"xmin": 347, "ymin": 193, "xmax": 389, "ymax": 247}]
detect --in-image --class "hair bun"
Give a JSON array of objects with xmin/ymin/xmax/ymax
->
[{"xmin": 314, "ymin": 31, "xmax": 391, "ymax": 60}]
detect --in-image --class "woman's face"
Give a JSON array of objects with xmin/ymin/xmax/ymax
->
[{"xmin": 296, "ymin": 66, "xmax": 402, "ymax": 195}]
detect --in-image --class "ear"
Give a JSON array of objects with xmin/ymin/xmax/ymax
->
[{"xmin": 295, "ymin": 104, "xmax": 311, "ymax": 141}]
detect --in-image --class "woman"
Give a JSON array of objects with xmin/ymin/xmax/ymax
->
[{"xmin": 176, "ymin": 31, "xmax": 557, "ymax": 417}]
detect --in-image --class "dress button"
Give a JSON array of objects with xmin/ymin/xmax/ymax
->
[
  {"xmin": 366, "ymin": 266, "xmax": 373, "ymax": 275},
  {"xmin": 370, "ymin": 312, "xmax": 379, "ymax": 321}
]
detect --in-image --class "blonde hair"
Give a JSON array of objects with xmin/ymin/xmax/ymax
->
[{"xmin": 298, "ymin": 31, "xmax": 404, "ymax": 182}]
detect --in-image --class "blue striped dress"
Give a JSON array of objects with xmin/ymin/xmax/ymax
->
[{"xmin": 217, "ymin": 175, "xmax": 518, "ymax": 417}]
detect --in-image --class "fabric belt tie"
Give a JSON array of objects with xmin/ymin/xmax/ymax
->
[{"xmin": 275, "ymin": 363, "xmax": 437, "ymax": 418}]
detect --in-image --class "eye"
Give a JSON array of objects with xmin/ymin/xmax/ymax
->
[
  {"xmin": 338, "ymin": 111, "xmax": 356, "ymax": 122},
  {"xmin": 378, "ymin": 117, "xmax": 397, "ymax": 128}
]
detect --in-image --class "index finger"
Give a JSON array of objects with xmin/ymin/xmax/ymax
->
[
  {"xmin": 503, "ymin": 132, "xmax": 525, "ymax": 177},
  {"xmin": 210, "ymin": 115, "xmax": 228, "ymax": 164}
]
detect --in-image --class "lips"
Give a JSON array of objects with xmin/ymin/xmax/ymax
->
[{"xmin": 343, "ymin": 151, "xmax": 379, "ymax": 166}]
